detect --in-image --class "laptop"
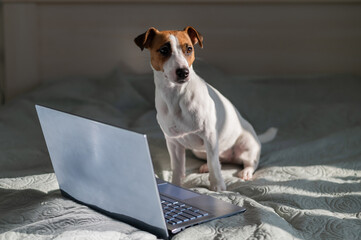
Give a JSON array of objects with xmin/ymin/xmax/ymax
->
[{"xmin": 35, "ymin": 105, "xmax": 246, "ymax": 239}]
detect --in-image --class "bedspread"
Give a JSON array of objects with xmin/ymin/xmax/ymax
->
[{"xmin": 0, "ymin": 63, "xmax": 360, "ymax": 240}]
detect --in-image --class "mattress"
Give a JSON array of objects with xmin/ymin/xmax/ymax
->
[{"xmin": 0, "ymin": 62, "xmax": 360, "ymax": 240}]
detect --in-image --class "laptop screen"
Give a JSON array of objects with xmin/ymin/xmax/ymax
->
[{"xmin": 36, "ymin": 105, "xmax": 169, "ymax": 239}]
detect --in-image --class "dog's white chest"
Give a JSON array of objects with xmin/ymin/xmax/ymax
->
[
  {"xmin": 153, "ymin": 71, "xmax": 216, "ymax": 150},
  {"xmin": 154, "ymin": 82, "xmax": 208, "ymax": 150},
  {"xmin": 155, "ymin": 94, "xmax": 203, "ymax": 137},
  {"xmin": 156, "ymin": 101, "xmax": 184, "ymax": 136},
  {"xmin": 157, "ymin": 111, "xmax": 205, "ymax": 150}
]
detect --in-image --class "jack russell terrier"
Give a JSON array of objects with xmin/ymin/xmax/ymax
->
[{"xmin": 134, "ymin": 26, "xmax": 277, "ymax": 191}]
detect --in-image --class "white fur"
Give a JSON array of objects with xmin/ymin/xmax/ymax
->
[
  {"xmin": 162, "ymin": 35, "xmax": 189, "ymax": 84},
  {"xmin": 153, "ymin": 35, "xmax": 276, "ymax": 191}
]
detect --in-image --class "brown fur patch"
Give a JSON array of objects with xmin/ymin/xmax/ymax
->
[{"xmin": 147, "ymin": 30, "xmax": 196, "ymax": 72}]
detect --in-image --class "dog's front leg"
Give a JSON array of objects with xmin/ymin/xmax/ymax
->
[
  {"xmin": 204, "ymin": 132, "xmax": 226, "ymax": 192},
  {"xmin": 165, "ymin": 137, "xmax": 186, "ymax": 186}
]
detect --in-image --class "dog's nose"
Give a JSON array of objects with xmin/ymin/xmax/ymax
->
[{"xmin": 176, "ymin": 68, "xmax": 189, "ymax": 80}]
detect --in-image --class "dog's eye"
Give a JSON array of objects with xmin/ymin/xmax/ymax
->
[
  {"xmin": 186, "ymin": 46, "xmax": 193, "ymax": 54},
  {"xmin": 159, "ymin": 46, "xmax": 170, "ymax": 56}
]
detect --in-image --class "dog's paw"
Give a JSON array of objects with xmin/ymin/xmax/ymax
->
[
  {"xmin": 199, "ymin": 163, "xmax": 209, "ymax": 173},
  {"xmin": 210, "ymin": 181, "xmax": 226, "ymax": 192},
  {"xmin": 238, "ymin": 167, "xmax": 254, "ymax": 181}
]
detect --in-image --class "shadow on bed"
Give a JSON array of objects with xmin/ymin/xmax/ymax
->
[
  {"xmin": 0, "ymin": 188, "xmax": 158, "ymax": 239},
  {"xmin": 0, "ymin": 188, "xmax": 63, "ymax": 233}
]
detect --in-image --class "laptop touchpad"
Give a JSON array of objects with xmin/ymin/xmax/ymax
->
[{"xmin": 158, "ymin": 183, "xmax": 199, "ymax": 200}]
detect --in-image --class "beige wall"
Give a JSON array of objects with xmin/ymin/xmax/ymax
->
[{"xmin": 2, "ymin": 1, "xmax": 361, "ymax": 101}]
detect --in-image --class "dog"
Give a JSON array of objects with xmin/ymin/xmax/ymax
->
[{"xmin": 134, "ymin": 26, "xmax": 277, "ymax": 191}]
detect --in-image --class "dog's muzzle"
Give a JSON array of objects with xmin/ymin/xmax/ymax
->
[{"xmin": 176, "ymin": 68, "xmax": 189, "ymax": 83}]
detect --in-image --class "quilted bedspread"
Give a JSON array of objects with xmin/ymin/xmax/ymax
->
[{"xmin": 0, "ymin": 62, "xmax": 360, "ymax": 240}]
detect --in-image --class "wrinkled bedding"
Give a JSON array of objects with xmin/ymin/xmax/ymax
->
[{"xmin": 0, "ymin": 62, "xmax": 360, "ymax": 240}]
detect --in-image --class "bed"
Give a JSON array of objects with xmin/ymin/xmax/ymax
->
[
  {"xmin": 1, "ymin": 1, "xmax": 361, "ymax": 240},
  {"xmin": 1, "ymin": 62, "xmax": 361, "ymax": 239}
]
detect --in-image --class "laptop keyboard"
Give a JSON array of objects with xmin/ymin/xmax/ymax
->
[{"xmin": 160, "ymin": 196, "xmax": 209, "ymax": 225}]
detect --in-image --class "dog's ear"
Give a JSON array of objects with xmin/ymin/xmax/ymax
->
[
  {"xmin": 134, "ymin": 27, "xmax": 158, "ymax": 51},
  {"xmin": 184, "ymin": 26, "xmax": 203, "ymax": 48}
]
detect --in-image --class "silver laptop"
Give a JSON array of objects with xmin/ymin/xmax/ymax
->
[{"xmin": 35, "ymin": 105, "xmax": 246, "ymax": 239}]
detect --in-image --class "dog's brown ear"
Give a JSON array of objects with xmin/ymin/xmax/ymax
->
[
  {"xmin": 134, "ymin": 27, "xmax": 158, "ymax": 51},
  {"xmin": 184, "ymin": 26, "xmax": 203, "ymax": 48}
]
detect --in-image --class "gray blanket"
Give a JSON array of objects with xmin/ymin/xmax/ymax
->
[{"xmin": 0, "ymin": 62, "xmax": 360, "ymax": 239}]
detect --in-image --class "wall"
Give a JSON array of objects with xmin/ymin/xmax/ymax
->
[
  {"xmin": 0, "ymin": 4, "xmax": 4, "ymax": 104},
  {"xmin": 2, "ymin": 0, "xmax": 361, "ymax": 101}
]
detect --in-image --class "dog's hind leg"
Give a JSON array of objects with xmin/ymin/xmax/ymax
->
[
  {"xmin": 233, "ymin": 132, "xmax": 261, "ymax": 181},
  {"xmin": 237, "ymin": 160, "xmax": 258, "ymax": 181},
  {"xmin": 193, "ymin": 149, "xmax": 207, "ymax": 159},
  {"xmin": 192, "ymin": 150, "xmax": 210, "ymax": 173}
]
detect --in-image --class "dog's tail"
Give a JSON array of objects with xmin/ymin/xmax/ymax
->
[{"xmin": 258, "ymin": 127, "xmax": 278, "ymax": 144}]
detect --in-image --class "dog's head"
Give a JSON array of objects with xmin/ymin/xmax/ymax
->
[{"xmin": 134, "ymin": 26, "xmax": 203, "ymax": 84}]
